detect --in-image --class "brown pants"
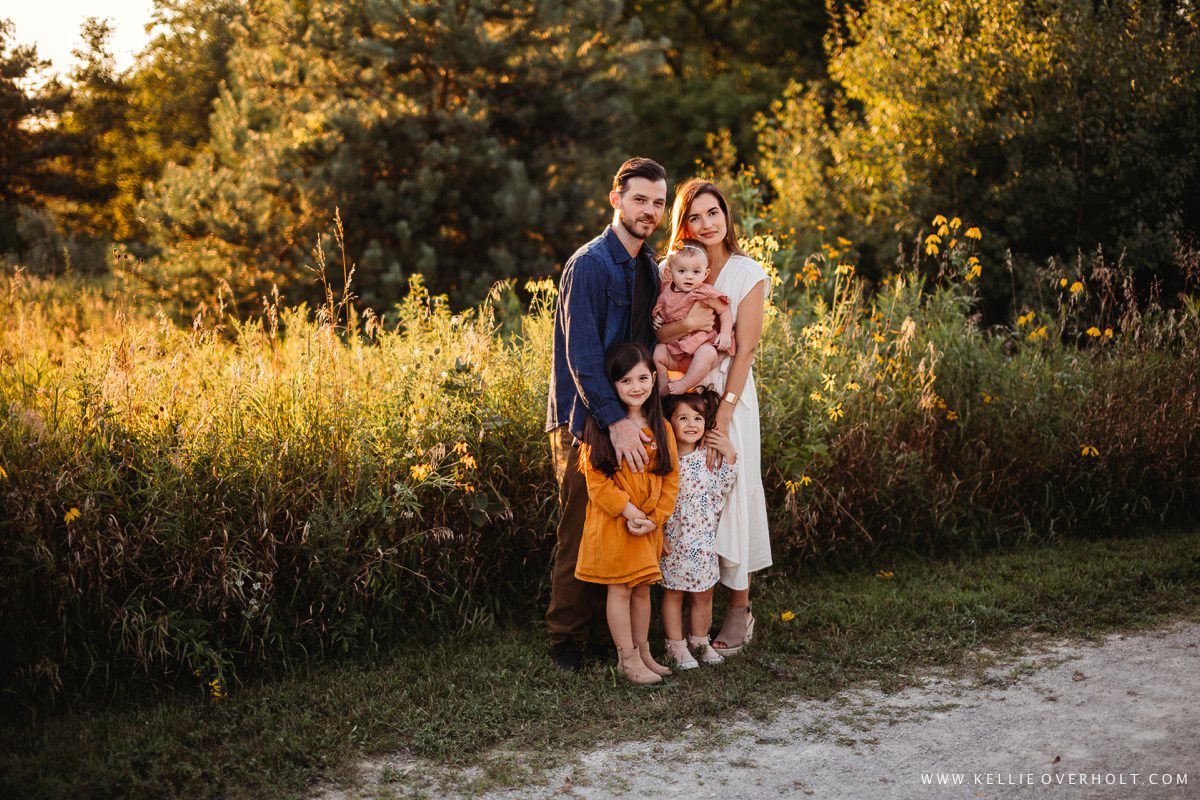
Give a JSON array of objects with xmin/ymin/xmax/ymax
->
[{"xmin": 545, "ymin": 426, "xmax": 611, "ymax": 646}]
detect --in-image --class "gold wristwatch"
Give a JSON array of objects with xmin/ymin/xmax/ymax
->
[{"xmin": 723, "ymin": 391, "xmax": 738, "ymax": 405}]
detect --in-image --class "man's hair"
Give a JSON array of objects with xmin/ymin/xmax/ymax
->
[{"xmin": 612, "ymin": 157, "xmax": 667, "ymax": 195}]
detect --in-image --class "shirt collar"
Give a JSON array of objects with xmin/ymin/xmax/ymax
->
[{"xmin": 604, "ymin": 224, "xmax": 657, "ymax": 266}]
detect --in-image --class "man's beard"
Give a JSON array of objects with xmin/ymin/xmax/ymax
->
[{"xmin": 618, "ymin": 209, "xmax": 657, "ymax": 240}]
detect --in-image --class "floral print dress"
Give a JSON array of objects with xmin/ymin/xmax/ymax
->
[{"xmin": 659, "ymin": 449, "xmax": 738, "ymax": 592}]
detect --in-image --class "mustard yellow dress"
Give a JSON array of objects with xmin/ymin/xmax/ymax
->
[{"xmin": 575, "ymin": 427, "xmax": 680, "ymax": 587}]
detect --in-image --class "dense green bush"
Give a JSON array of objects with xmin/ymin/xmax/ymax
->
[
  {"xmin": 2, "ymin": 203, "xmax": 1199, "ymax": 704},
  {"xmin": 758, "ymin": 0, "xmax": 1200, "ymax": 319}
]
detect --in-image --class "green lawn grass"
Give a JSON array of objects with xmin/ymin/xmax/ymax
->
[{"xmin": 3, "ymin": 526, "xmax": 1198, "ymax": 800}]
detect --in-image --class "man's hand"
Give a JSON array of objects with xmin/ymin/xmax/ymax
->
[
  {"xmin": 683, "ymin": 301, "xmax": 716, "ymax": 333},
  {"xmin": 610, "ymin": 417, "xmax": 652, "ymax": 473}
]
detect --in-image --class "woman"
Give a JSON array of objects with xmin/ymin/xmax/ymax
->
[{"xmin": 656, "ymin": 177, "xmax": 770, "ymax": 655}]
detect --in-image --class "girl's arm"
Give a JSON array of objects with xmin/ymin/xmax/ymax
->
[
  {"xmin": 583, "ymin": 462, "xmax": 632, "ymax": 519},
  {"xmin": 708, "ymin": 279, "xmax": 766, "ymax": 467}
]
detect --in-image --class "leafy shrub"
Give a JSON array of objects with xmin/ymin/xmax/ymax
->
[{"xmin": 1, "ymin": 203, "xmax": 1198, "ymax": 704}]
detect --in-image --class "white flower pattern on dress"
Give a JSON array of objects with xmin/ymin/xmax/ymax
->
[{"xmin": 659, "ymin": 450, "xmax": 738, "ymax": 591}]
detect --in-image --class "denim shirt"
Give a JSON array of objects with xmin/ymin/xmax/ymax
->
[{"xmin": 546, "ymin": 225, "xmax": 660, "ymax": 438}]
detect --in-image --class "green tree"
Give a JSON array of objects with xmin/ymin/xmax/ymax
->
[
  {"xmin": 758, "ymin": 0, "xmax": 1200, "ymax": 316},
  {"xmin": 0, "ymin": 19, "xmax": 69, "ymax": 256},
  {"xmin": 140, "ymin": 0, "xmax": 660, "ymax": 311},
  {"xmin": 624, "ymin": 0, "xmax": 830, "ymax": 182}
]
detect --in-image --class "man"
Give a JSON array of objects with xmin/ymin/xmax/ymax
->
[{"xmin": 544, "ymin": 157, "xmax": 669, "ymax": 670}]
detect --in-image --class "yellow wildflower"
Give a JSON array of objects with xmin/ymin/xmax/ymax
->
[
  {"xmin": 965, "ymin": 227, "xmax": 982, "ymax": 239},
  {"xmin": 828, "ymin": 403, "xmax": 845, "ymax": 421},
  {"xmin": 817, "ymin": 225, "xmax": 826, "ymax": 232},
  {"xmin": 949, "ymin": 217, "xmax": 962, "ymax": 230},
  {"xmin": 948, "ymin": 238, "xmax": 957, "ymax": 249},
  {"xmin": 208, "ymin": 677, "xmax": 224, "ymax": 702},
  {"xmin": 966, "ymin": 263, "xmax": 982, "ymax": 281},
  {"xmin": 932, "ymin": 214, "xmax": 947, "ymax": 227},
  {"xmin": 846, "ymin": 381, "xmax": 861, "ymax": 392},
  {"xmin": 461, "ymin": 454, "xmax": 477, "ymax": 470},
  {"xmin": 876, "ymin": 569, "xmax": 895, "ymax": 579},
  {"xmin": 946, "ymin": 410, "xmax": 958, "ymax": 421},
  {"xmin": 938, "ymin": 224, "xmax": 950, "ymax": 237},
  {"xmin": 828, "ymin": 248, "xmax": 841, "ymax": 259},
  {"xmin": 800, "ymin": 475, "xmax": 812, "ymax": 486},
  {"xmin": 925, "ymin": 233, "xmax": 941, "ymax": 246},
  {"xmin": 64, "ymin": 507, "xmax": 81, "ymax": 525},
  {"xmin": 1104, "ymin": 328, "xmax": 1114, "ymax": 338},
  {"xmin": 873, "ymin": 332, "xmax": 886, "ymax": 343},
  {"xmin": 810, "ymin": 390, "xmax": 823, "ymax": 402},
  {"xmin": 1080, "ymin": 445, "xmax": 1099, "ymax": 457},
  {"xmin": 1060, "ymin": 278, "xmax": 1069, "ymax": 288},
  {"xmin": 925, "ymin": 241, "xmax": 940, "ymax": 256},
  {"xmin": 983, "ymin": 393, "xmax": 992, "ymax": 404},
  {"xmin": 1027, "ymin": 325, "xmax": 1048, "ymax": 341},
  {"xmin": 837, "ymin": 236, "xmax": 852, "ymax": 247},
  {"xmin": 1086, "ymin": 326, "xmax": 1101, "ymax": 337},
  {"xmin": 410, "ymin": 464, "xmax": 433, "ymax": 481},
  {"xmin": 822, "ymin": 373, "xmax": 836, "ymax": 391},
  {"xmin": 1069, "ymin": 281, "xmax": 1084, "ymax": 294},
  {"xmin": 781, "ymin": 610, "xmax": 797, "ymax": 621},
  {"xmin": 0, "ymin": 465, "xmax": 7, "ymax": 480},
  {"xmin": 452, "ymin": 442, "xmax": 469, "ymax": 455}
]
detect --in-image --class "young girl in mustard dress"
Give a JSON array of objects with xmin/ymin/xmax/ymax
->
[{"xmin": 575, "ymin": 342, "xmax": 680, "ymax": 685}]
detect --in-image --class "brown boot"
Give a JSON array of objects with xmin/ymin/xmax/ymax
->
[
  {"xmin": 617, "ymin": 646, "xmax": 663, "ymax": 685},
  {"xmin": 635, "ymin": 641, "xmax": 671, "ymax": 676}
]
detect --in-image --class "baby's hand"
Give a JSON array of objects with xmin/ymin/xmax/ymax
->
[
  {"xmin": 715, "ymin": 331, "xmax": 732, "ymax": 352},
  {"xmin": 662, "ymin": 537, "xmax": 673, "ymax": 557}
]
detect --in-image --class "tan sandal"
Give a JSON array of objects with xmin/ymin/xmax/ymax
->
[
  {"xmin": 712, "ymin": 603, "xmax": 755, "ymax": 656},
  {"xmin": 617, "ymin": 646, "xmax": 663, "ymax": 685},
  {"xmin": 635, "ymin": 640, "xmax": 671, "ymax": 677}
]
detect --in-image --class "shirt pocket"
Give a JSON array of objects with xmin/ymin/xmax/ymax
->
[{"xmin": 604, "ymin": 285, "xmax": 630, "ymax": 343}]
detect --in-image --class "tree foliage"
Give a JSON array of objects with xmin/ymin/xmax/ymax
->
[
  {"xmin": 758, "ymin": 0, "xmax": 1200, "ymax": 316},
  {"xmin": 0, "ymin": 20, "xmax": 68, "ymax": 256},
  {"xmin": 624, "ymin": 0, "xmax": 830, "ymax": 182},
  {"xmin": 139, "ymin": 0, "xmax": 659, "ymax": 310}
]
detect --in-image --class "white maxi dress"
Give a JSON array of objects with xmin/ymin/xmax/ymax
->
[{"xmin": 703, "ymin": 254, "xmax": 772, "ymax": 590}]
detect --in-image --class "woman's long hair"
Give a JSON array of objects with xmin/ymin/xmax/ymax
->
[
  {"xmin": 582, "ymin": 342, "xmax": 673, "ymax": 478},
  {"xmin": 667, "ymin": 178, "xmax": 747, "ymax": 259}
]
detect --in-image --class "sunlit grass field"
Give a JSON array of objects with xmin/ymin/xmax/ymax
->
[{"xmin": 2, "ymin": 197, "xmax": 1198, "ymax": 705}]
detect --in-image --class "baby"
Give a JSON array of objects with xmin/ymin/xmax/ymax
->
[{"xmin": 652, "ymin": 239, "xmax": 735, "ymax": 395}]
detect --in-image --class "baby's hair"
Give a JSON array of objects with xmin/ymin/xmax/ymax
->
[
  {"xmin": 661, "ymin": 237, "xmax": 708, "ymax": 273},
  {"xmin": 663, "ymin": 386, "xmax": 721, "ymax": 430},
  {"xmin": 582, "ymin": 342, "xmax": 674, "ymax": 478}
]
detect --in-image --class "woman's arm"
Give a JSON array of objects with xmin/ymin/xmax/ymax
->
[
  {"xmin": 707, "ymin": 279, "xmax": 766, "ymax": 466},
  {"xmin": 655, "ymin": 302, "xmax": 715, "ymax": 343}
]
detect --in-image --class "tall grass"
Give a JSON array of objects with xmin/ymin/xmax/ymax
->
[{"xmin": 2, "ymin": 201, "xmax": 1198, "ymax": 705}]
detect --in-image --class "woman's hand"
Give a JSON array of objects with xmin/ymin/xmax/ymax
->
[
  {"xmin": 706, "ymin": 403, "xmax": 734, "ymax": 469},
  {"xmin": 703, "ymin": 427, "xmax": 738, "ymax": 466}
]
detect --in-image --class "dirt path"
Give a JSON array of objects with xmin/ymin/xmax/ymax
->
[{"xmin": 322, "ymin": 620, "xmax": 1200, "ymax": 799}]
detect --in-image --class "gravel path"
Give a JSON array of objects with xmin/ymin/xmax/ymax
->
[{"xmin": 321, "ymin": 620, "xmax": 1200, "ymax": 799}]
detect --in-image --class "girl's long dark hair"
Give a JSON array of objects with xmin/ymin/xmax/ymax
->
[
  {"xmin": 663, "ymin": 386, "xmax": 721, "ymax": 431},
  {"xmin": 582, "ymin": 342, "xmax": 673, "ymax": 478}
]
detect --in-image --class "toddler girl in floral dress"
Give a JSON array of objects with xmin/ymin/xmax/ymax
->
[{"xmin": 659, "ymin": 388, "xmax": 738, "ymax": 668}]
